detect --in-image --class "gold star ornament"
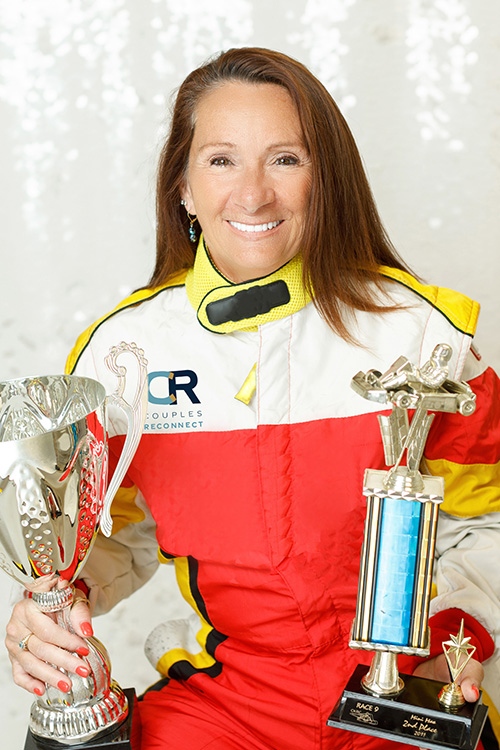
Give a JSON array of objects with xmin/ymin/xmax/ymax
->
[{"xmin": 438, "ymin": 619, "xmax": 477, "ymax": 710}]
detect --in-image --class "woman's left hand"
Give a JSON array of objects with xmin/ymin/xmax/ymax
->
[{"xmin": 413, "ymin": 654, "xmax": 483, "ymax": 702}]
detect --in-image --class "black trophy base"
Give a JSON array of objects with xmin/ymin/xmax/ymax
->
[
  {"xmin": 24, "ymin": 688, "xmax": 140, "ymax": 750},
  {"xmin": 328, "ymin": 664, "xmax": 488, "ymax": 750}
]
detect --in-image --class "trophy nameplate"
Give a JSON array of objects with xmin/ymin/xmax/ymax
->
[{"xmin": 329, "ymin": 665, "xmax": 487, "ymax": 750}]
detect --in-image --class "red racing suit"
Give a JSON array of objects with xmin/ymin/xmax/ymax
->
[{"xmin": 67, "ymin": 245, "xmax": 500, "ymax": 750}]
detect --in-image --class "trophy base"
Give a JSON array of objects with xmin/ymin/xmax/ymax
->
[
  {"xmin": 24, "ymin": 688, "xmax": 140, "ymax": 750},
  {"xmin": 327, "ymin": 665, "xmax": 488, "ymax": 750}
]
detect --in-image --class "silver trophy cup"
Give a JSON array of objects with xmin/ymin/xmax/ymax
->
[{"xmin": 0, "ymin": 342, "xmax": 148, "ymax": 745}]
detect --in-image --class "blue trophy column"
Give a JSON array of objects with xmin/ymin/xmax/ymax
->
[{"xmin": 370, "ymin": 497, "xmax": 422, "ymax": 647}]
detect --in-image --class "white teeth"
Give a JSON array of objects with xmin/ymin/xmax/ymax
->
[{"xmin": 228, "ymin": 220, "xmax": 281, "ymax": 233}]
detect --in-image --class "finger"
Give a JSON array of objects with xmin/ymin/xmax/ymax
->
[
  {"xmin": 6, "ymin": 605, "xmax": 88, "ymax": 657},
  {"xmin": 456, "ymin": 658, "xmax": 484, "ymax": 701},
  {"xmin": 460, "ymin": 674, "xmax": 484, "ymax": 703},
  {"xmin": 56, "ymin": 579, "xmax": 93, "ymax": 638},
  {"xmin": 26, "ymin": 572, "xmax": 58, "ymax": 595},
  {"xmin": 10, "ymin": 635, "xmax": 91, "ymax": 691},
  {"xmin": 11, "ymin": 656, "xmax": 47, "ymax": 697},
  {"xmin": 69, "ymin": 598, "xmax": 94, "ymax": 640},
  {"xmin": 5, "ymin": 600, "xmax": 89, "ymax": 664},
  {"xmin": 5, "ymin": 601, "xmax": 41, "ymax": 657}
]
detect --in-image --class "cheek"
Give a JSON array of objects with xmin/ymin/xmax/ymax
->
[
  {"xmin": 194, "ymin": 185, "xmax": 228, "ymax": 219},
  {"xmin": 300, "ymin": 184, "xmax": 312, "ymax": 209},
  {"xmin": 282, "ymin": 178, "xmax": 311, "ymax": 215},
  {"xmin": 297, "ymin": 172, "xmax": 313, "ymax": 205}
]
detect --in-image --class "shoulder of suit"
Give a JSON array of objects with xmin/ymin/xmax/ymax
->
[
  {"xmin": 65, "ymin": 270, "xmax": 188, "ymax": 374},
  {"xmin": 379, "ymin": 266, "xmax": 480, "ymax": 338}
]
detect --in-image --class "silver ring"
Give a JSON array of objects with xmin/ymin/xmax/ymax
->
[{"xmin": 19, "ymin": 632, "xmax": 34, "ymax": 651}]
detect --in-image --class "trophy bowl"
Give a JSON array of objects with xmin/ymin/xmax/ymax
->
[{"xmin": 0, "ymin": 343, "xmax": 148, "ymax": 746}]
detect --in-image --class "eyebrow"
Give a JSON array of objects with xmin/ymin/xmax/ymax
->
[
  {"xmin": 197, "ymin": 142, "xmax": 235, "ymax": 153},
  {"xmin": 197, "ymin": 141, "xmax": 307, "ymax": 153}
]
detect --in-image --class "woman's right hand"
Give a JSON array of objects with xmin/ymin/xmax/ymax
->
[{"xmin": 5, "ymin": 585, "xmax": 94, "ymax": 697}]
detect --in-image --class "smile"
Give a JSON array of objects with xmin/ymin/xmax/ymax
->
[{"xmin": 228, "ymin": 220, "xmax": 282, "ymax": 233}]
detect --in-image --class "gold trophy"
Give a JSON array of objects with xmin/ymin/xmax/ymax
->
[{"xmin": 328, "ymin": 345, "xmax": 488, "ymax": 749}]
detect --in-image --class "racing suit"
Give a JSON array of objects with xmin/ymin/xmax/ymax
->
[{"xmin": 67, "ymin": 242, "xmax": 500, "ymax": 749}]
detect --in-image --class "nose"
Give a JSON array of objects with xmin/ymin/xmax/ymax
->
[{"xmin": 231, "ymin": 165, "xmax": 275, "ymax": 214}]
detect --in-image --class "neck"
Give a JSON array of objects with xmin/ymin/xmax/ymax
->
[{"xmin": 185, "ymin": 236, "xmax": 311, "ymax": 333}]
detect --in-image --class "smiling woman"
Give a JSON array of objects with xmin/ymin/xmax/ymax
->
[
  {"xmin": 5, "ymin": 47, "xmax": 500, "ymax": 750},
  {"xmin": 152, "ymin": 46, "xmax": 414, "ymax": 341},
  {"xmin": 180, "ymin": 82, "xmax": 312, "ymax": 282}
]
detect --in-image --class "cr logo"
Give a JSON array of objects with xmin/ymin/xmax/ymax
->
[{"xmin": 148, "ymin": 370, "xmax": 200, "ymax": 405}]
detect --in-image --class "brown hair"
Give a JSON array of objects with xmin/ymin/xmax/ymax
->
[{"xmin": 150, "ymin": 47, "xmax": 414, "ymax": 340}]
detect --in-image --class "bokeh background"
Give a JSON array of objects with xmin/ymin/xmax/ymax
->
[{"xmin": 1, "ymin": 0, "xmax": 499, "ymax": 743}]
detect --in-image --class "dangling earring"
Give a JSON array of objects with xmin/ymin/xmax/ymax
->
[
  {"xmin": 180, "ymin": 200, "xmax": 197, "ymax": 243},
  {"xmin": 187, "ymin": 212, "xmax": 197, "ymax": 243}
]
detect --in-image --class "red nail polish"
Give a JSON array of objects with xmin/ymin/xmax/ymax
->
[
  {"xmin": 76, "ymin": 646, "xmax": 89, "ymax": 656},
  {"xmin": 80, "ymin": 622, "xmax": 93, "ymax": 637},
  {"xmin": 58, "ymin": 680, "xmax": 71, "ymax": 693},
  {"xmin": 76, "ymin": 666, "xmax": 89, "ymax": 678},
  {"xmin": 472, "ymin": 685, "xmax": 480, "ymax": 700},
  {"xmin": 34, "ymin": 687, "xmax": 44, "ymax": 696}
]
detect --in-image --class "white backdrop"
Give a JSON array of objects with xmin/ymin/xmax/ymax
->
[{"xmin": 1, "ymin": 0, "xmax": 499, "ymax": 744}]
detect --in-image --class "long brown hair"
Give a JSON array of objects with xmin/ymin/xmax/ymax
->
[{"xmin": 151, "ymin": 47, "xmax": 413, "ymax": 340}]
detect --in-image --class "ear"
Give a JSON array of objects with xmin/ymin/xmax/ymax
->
[{"xmin": 180, "ymin": 180, "xmax": 196, "ymax": 215}]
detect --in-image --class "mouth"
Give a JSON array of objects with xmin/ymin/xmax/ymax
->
[{"xmin": 227, "ymin": 220, "xmax": 283, "ymax": 233}]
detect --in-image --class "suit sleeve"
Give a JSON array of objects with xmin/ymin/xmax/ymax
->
[
  {"xmin": 76, "ymin": 486, "xmax": 159, "ymax": 616},
  {"xmin": 423, "ymin": 349, "xmax": 500, "ymax": 662}
]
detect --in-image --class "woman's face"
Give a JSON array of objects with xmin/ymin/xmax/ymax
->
[{"xmin": 181, "ymin": 81, "xmax": 312, "ymax": 283}]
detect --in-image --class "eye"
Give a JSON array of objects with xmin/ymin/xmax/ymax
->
[
  {"xmin": 275, "ymin": 155, "xmax": 299, "ymax": 166},
  {"xmin": 210, "ymin": 156, "xmax": 232, "ymax": 167}
]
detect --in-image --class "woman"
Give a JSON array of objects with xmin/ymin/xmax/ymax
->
[{"xmin": 6, "ymin": 48, "xmax": 500, "ymax": 750}]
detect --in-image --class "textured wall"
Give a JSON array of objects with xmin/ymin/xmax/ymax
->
[{"xmin": 1, "ymin": 0, "xmax": 499, "ymax": 743}]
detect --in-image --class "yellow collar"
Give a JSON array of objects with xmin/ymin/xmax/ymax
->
[{"xmin": 185, "ymin": 237, "xmax": 311, "ymax": 333}]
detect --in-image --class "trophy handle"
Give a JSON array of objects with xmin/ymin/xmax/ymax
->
[{"xmin": 100, "ymin": 341, "xmax": 148, "ymax": 537}]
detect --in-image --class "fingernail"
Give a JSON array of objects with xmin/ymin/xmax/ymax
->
[
  {"xmin": 81, "ymin": 622, "xmax": 93, "ymax": 637},
  {"xmin": 472, "ymin": 685, "xmax": 480, "ymax": 700},
  {"xmin": 58, "ymin": 680, "xmax": 71, "ymax": 693},
  {"xmin": 76, "ymin": 666, "xmax": 89, "ymax": 678},
  {"xmin": 34, "ymin": 687, "xmax": 44, "ymax": 696},
  {"xmin": 76, "ymin": 646, "xmax": 89, "ymax": 656}
]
